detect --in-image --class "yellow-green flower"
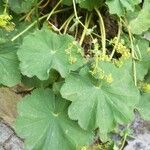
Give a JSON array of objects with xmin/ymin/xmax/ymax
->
[
  {"xmin": 0, "ymin": 13, "xmax": 15, "ymax": 31},
  {"xmin": 142, "ymin": 83, "xmax": 150, "ymax": 93}
]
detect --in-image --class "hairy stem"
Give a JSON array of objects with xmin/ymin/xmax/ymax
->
[
  {"xmin": 47, "ymin": 0, "xmax": 62, "ymax": 21},
  {"xmin": 79, "ymin": 13, "xmax": 92, "ymax": 46},
  {"xmin": 3, "ymin": 0, "xmax": 8, "ymax": 13},
  {"xmin": 95, "ymin": 7, "xmax": 106, "ymax": 55},
  {"xmin": 35, "ymin": 0, "xmax": 40, "ymax": 29},
  {"xmin": 120, "ymin": 132, "xmax": 128, "ymax": 150},
  {"xmin": 11, "ymin": 8, "xmax": 70, "ymax": 41},
  {"xmin": 110, "ymin": 21, "xmax": 122, "ymax": 59},
  {"xmin": 121, "ymin": 18, "xmax": 137, "ymax": 86},
  {"xmin": 59, "ymin": 14, "xmax": 75, "ymax": 34}
]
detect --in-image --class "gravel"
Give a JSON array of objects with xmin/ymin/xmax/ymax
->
[
  {"xmin": 124, "ymin": 113, "xmax": 150, "ymax": 150},
  {"xmin": 0, "ymin": 121, "xmax": 23, "ymax": 150},
  {"xmin": 0, "ymin": 112, "xmax": 150, "ymax": 150}
]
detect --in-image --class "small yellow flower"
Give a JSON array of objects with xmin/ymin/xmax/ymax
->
[
  {"xmin": 142, "ymin": 83, "xmax": 150, "ymax": 93},
  {"xmin": 147, "ymin": 47, "xmax": 150, "ymax": 54},
  {"xmin": 69, "ymin": 56, "xmax": 77, "ymax": 64},
  {"xmin": 110, "ymin": 37, "xmax": 131, "ymax": 67},
  {"xmin": 0, "ymin": 13, "xmax": 15, "ymax": 31},
  {"xmin": 106, "ymin": 74, "xmax": 113, "ymax": 83},
  {"xmin": 81, "ymin": 146, "xmax": 87, "ymax": 150}
]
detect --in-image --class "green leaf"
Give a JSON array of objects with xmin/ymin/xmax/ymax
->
[
  {"xmin": 137, "ymin": 93, "xmax": 150, "ymax": 120},
  {"xmin": 61, "ymin": 62, "xmax": 139, "ymax": 141},
  {"xmin": 0, "ymin": 43, "xmax": 21, "ymax": 86},
  {"xmin": 15, "ymin": 88, "xmax": 94, "ymax": 150},
  {"xmin": 145, "ymin": 71, "xmax": 150, "ymax": 83},
  {"xmin": 143, "ymin": 31, "xmax": 150, "ymax": 41},
  {"xmin": 106, "ymin": 0, "xmax": 141, "ymax": 16},
  {"xmin": 129, "ymin": 0, "xmax": 150, "ymax": 34},
  {"xmin": 17, "ymin": 29, "xmax": 84, "ymax": 80},
  {"xmin": 135, "ymin": 38, "xmax": 150, "ymax": 80},
  {"xmin": 0, "ymin": 21, "xmax": 34, "ymax": 45},
  {"xmin": 62, "ymin": 0, "xmax": 104, "ymax": 10},
  {"xmin": 122, "ymin": 34, "xmax": 150, "ymax": 81},
  {"xmin": 77, "ymin": 0, "xmax": 104, "ymax": 11},
  {"xmin": 22, "ymin": 69, "xmax": 59, "ymax": 88},
  {"xmin": 8, "ymin": 0, "xmax": 36, "ymax": 13},
  {"xmin": 62, "ymin": 0, "xmax": 73, "ymax": 6}
]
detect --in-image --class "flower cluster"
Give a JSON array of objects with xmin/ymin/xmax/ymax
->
[
  {"xmin": 65, "ymin": 41, "xmax": 82, "ymax": 64},
  {"xmin": 90, "ymin": 63, "xmax": 113, "ymax": 83},
  {"xmin": 89, "ymin": 39, "xmax": 113, "ymax": 83},
  {"xmin": 138, "ymin": 81, "xmax": 150, "ymax": 93},
  {"xmin": 0, "ymin": 13, "xmax": 15, "ymax": 31},
  {"xmin": 142, "ymin": 83, "xmax": 150, "ymax": 93},
  {"xmin": 110, "ymin": 37, "xmax": 131, "ymax": 67},
  {"xmin": 91, "ymin": 39, "xmax": 111, "ymax": 62}
]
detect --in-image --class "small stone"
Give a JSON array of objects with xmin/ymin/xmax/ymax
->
[
  {"xmin": 0, "ymin": 146, "xmax": 5, "ymax": 150},
  {"xmin": 0, "ymin": 122, "xmax": 13, "ymax": 145},
  {"xmin": 0, "ymin": 121, "xmax": 23, "ymax": 150},
  {"xmin": 4, "ymin": 136, "xmax": 24, "ymax": 150}
]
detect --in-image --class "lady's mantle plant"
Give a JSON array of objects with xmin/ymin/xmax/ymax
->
[{"xmin": 0, "ymin": 0, "xmax": 150, "ymax": 149}]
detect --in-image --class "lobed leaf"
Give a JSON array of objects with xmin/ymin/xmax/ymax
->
[
  {"xmin": 61, "ymin": 62, "xmax": 140, "ymax": 141},
  {"xmin": 15, "ymin": 88, "xmax": 94, "ymax": 150},
  {"xmin": 17, "ymin": 29, "xmax": 84, "ymax": 80}
]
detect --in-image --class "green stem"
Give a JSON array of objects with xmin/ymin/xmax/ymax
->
[
  {"xmin": 46, "ymin": 0, "xmax": 62, "ymax": 21},
  {"xmin": 79, "ymin": 13, "xmax": 92, "ymax": 46},
  {"xmin": 74, "ymin": 24, "xmax": 78, "ymax": 40},
  {"xmin": 19, "ymin": 0, "xmax": 44, "ymax": 21},
  {"xmin": 58, "ymin": 14, "xmax": 74, "ymax": 33},
  {"xmin": 119, "ymin": 133, "xmax": 128, "ymax": 150},
  {"xmin": 11, "ymin": 8, "xmax": 70, "ymax": 41},
  {"xmin": 128, "ymin": 29, "xmax": 137, "ymax": 86},
  {"xmin": 95, "ymin": 7, "xmax": 106, "ymax": 55},
  {"xmin": 72, "ymin": 0, "xmax": 108, "ymax": 42},
  {"xmin": 110, "ymin": 21, "xmax": 122, "ymax": 59},
  {"xmin": 35, "ymin": 0, "xmax": 40, "ymax": 29},
  {"xmin": 63, "ymin": 14, "xmax": 75, "ymax": 34},
  {"xmin": 3, "ymin": 0, "xmax": 8, "ymax": 14},
  {"xmin": 121, "ymin": 18, "xmax": 137, "ymax": 86},
  {"xmin": 72, "ymin": 0, "xmax": 88, "ymax": 32},
  {"xmin": 135, "ymin": 45, "xmax": 142, "ymax": 60}
]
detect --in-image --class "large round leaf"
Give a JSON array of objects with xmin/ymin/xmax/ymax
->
[
  {"xmin": 0, "ymin": 43, "xmax": 21, "ymax": 86},
  {"xmin": 15, "ymin": 88, "xmax": 94, "ymax": 150},
  {"xmin": 17, "ymin": 29, "xmax": 84, "ymax": 80},
  {"xmin": 61, "ymin": 62, "xmax": 140, "ymax": 141}
]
